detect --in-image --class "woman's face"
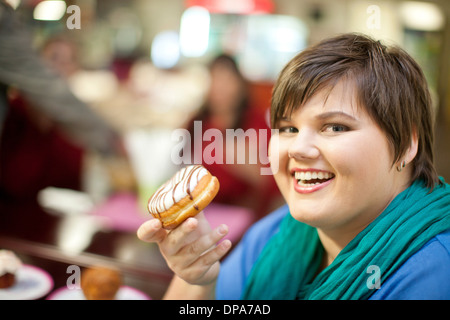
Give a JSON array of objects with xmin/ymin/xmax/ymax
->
[
  {"xmin": 208, "ymin": 63, "xmax": 243, "ymax": 113},
  {"xmin": 269, "ymin": 80, "xmax": 407, "ymax": 234}
]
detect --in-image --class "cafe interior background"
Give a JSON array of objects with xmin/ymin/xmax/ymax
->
[{"xmin": 1, "ymin": 0, "xmax": 449, "ymax": 299}]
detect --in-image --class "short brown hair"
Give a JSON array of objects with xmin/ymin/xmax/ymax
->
[{"xmin": 271, "ymin": 33, "xmax": 441, "ymax": 189}]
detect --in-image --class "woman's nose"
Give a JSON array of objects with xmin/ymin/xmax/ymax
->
[{"xmin": 288, "ymin": 130, "xmax": 320, "ymax": 160}]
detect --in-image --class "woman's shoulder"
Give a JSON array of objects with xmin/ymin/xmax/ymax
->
[
  {"xmin": 244, "ymin": 204, "xmax": 288, "ymax": 242},
  {"xmin": 370, "ymin": 229, "xmax": 450, "ymax": 300},
  {"xmin": 228, "ymin": 204, "xmax": 289, "ymax": 265},
  {"xmin": 216, "ymin": 205, "xmax": 289, "ymax": 300}
]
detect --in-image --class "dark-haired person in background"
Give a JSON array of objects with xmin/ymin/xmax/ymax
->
[{"xmin": 186, "ymin": 54, "xmax": 281, "ymax": 219}]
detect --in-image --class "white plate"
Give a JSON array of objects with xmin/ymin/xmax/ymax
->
[
  {"xmin": 0, "ymin": 265, "xmax": 54, "ymax": 300},
  {"xmin": 47, "ymin": 286, "xmax": 151, "ymax": 300}
]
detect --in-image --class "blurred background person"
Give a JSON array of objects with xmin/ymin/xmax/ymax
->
[
  {"xmin": 186, "ymin": 54, "xmax": 282, "ymax": 220},
  {"xmin": 0, "ymin": 1, "xmax": 131, "ymax": 210},
  {"xmin": 41, "ymin": 35, "xmax": 79, "ymax": 80}
]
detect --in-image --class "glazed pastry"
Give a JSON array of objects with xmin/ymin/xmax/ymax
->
[
  {"xmin": 0, "ymin": 250, "xmax": 22, "ymax": 289},
  {"xmin": 80, "ymin": 266, "xmax": 122, "ymax": 300},
  {"xmin": 147, "ymin": 165, "xmax": 220, "ymax": 229}
]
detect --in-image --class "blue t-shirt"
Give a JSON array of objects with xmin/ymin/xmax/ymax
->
[{"xmin": 216, "ymin": 204, "xmax": 450, "ymax": 300}]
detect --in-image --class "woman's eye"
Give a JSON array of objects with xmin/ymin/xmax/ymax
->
[
  {"xmin": 279, "ymin": 126, "xmax": 298, "ymax": 134},
  {"xmin": 322, "ymin": 124, "xmax": 349, "ymax": 133}
]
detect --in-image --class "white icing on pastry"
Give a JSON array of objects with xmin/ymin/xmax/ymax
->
[{"xmin": 148, "ymin": 165, "xmax": 208, "ymax": 215}]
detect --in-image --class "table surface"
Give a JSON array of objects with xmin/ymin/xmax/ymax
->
[
  {"xmin": 0, "ymin": 192, "xmax": 256, "ymax": 299},
  {"xmin": 0, "ymin": 196, "xmax": 172, "ymax": 299}
]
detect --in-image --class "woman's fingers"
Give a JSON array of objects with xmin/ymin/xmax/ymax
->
[
  {"xmin": 181, "ymin": 224, "xmax": 229, "ymax": 265},
  {"xmin": 165, "ymin": 224, "xmax": 231, "ymax": 279},
  {"xmin": 137, "ymin": 213, "xmax": 231, "ymax": 286},
  {"xmin": 137, "ymin": 218, "xmax": 166, "ymax": 243},
  {"xmin": 196, "ymin": 237, "xmax": 232, "ymax": 269},
  {"xmin": 160, "ymin": 217, "xmax": 200, "ymax": 256},
  {"xmin": 175, "ymin": 237, "xmax": 232, "ymax": 285}
]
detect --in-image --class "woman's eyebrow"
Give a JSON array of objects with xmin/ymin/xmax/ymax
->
[
  {"xmin": 276, "ymin": 116, "xmax": 292, "ymax": 123},
  {"xmin": 315, "ymin": 111, "xmax": 358, "ymax": 121}
]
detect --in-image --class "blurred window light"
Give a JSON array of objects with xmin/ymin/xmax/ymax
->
[
  {"xmin": 151, "ymin": 31, "xmax": 181, "ymax": 69},
  {"xmin": 268, "ymin": 15, "xmax": 307, "ymax": 53},
  {"xmin": 399, "ymin": 1, "xmax": 444, "ymax": 31},
  {"xmin": 180, "ymin": 6, "xmax": 210, "ymax": 57},
  {"xmin": 239, "ymin": 14, "xmax": 308, "ymax": 81},
  {"xmin": 5, "ymin": 0, "xmax": 21, "ymax": 10},
  {"xmin": 33, "ymin": 0, "xmax": 67, "ymax": 21}
]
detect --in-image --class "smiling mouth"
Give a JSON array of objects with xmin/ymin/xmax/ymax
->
[{"xmin": 294, "ymin": 171, "xmax": 335, "ymax": 187}]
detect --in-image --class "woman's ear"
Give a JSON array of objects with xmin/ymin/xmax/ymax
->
[{"xmin": 405, "ymin": 127, "xmax": 419, "ymax": 165}]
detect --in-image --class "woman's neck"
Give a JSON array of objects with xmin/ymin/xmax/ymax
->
[
  {"xmin": 315, "ymin": 182, "xmax": 406, "ymax": 271},
  {"xmin": 317, "ymin": 229, "xmax": 347, "ymax": 269},
  {"xmin": 316, "ymin": 223, "xmax": 370, "ymax": 273}
]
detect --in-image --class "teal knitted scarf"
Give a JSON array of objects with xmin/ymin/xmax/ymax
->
[{"xmin": 242, "ymin": 178, "xmax": 450, "ymax": 300}]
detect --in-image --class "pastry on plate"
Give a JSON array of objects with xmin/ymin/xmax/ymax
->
[
  {"xmin": 0, "ymin": 250, "xmax": 22, "ymax": 289},
  {"xmin": 80, "ymin": 266, "xmax": 122, "ymax": 300}
]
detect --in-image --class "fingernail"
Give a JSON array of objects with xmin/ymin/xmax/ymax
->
[
  {"xmin": 150, "ymin": 219, "xmax": 160, "ymax": 229},
  {"xmin": 187, "ymin": 218, "xmax": 197, "ymax": 229},
  {"xmin": 218, "ymin": 224, "xmax": 228, "ymax": 235},
  {"xmin": 221, "ymin": 239, "xmax": 231, "ymax": 250}
]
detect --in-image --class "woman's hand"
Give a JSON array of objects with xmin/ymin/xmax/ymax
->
[{"xmin": 137, "ymin": 211, "xmax": 232, "ymax": 286}]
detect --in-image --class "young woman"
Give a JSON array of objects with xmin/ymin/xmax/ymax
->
[{"xmin": 137, "ymin": 33, "xmax": 450, "ymax": 300}]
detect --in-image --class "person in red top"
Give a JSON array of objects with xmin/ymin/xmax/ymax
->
[
  {"xmin": 187, "ymin": 54, "xmax": 282, "ymax": 219},
  {"xmin": 0, "ymin": 92, "xmax": 83, "ymax": 202}
]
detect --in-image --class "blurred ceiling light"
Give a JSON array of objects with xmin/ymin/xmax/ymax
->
[
  {"xmin": 269, "ymin": 16, "xmax": 307, "ymax": 53},
  {"xmin": 5, "ymin": 0, "xmax": 21, "ymax": 10},
  {"xmin": 185, "ymin": 0, "xmax": 274, "ymax": 14},
  {"xmin": 33, "ymin": 0, "xmax": 67, "ymax": 21},
  {"xmin": 399, "ymin": 1, "xmax": 445, "ymax": 31},
  {"xmin": 179, "ymin": 6, "xmax": 210, "ymax": 57},
  {"xmin": 151, "ymin": 31, "xmax": 181, "ymax": 69}
]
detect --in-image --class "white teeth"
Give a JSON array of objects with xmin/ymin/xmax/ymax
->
[
  {"xmin": 294, "ymin": 171, "xmax": 334, "ymax": 181},
  {"xmin": 297, "ymin": 180, "xmax": 320, "ymax": 186}
]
